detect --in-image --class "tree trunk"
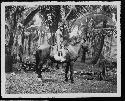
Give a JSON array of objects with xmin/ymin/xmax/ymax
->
[
  {"xmin": 5, "ymin": 53, "xmax": 13, "ymax": 73},
  {"xmin": 6, "ymin": 31, "xmax": 14, "ymax": 73},
  {"xmin": 8, "ymin": 32, "xmax": 14, "ymax": 55},
  {"xmin": 21, "ymin": 28, "xmax": 25, "ymax": 54},
  {"xmin": 28, "ymin": 34, "xmax": 31, "ymax": 55},
  {"xmin": 90, "ymin": 32, "xmax": 105, "ymax": 64},
  {"xmin": 88, "ymin": 18, "xmax": 107, "ymax": 65}
]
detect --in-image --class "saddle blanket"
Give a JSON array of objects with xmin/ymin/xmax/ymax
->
[
  {"xmin": 50, "ymin": 46, "xmax": 67, "ymax": 62},
  {"xmin": 54, "ymin": 53, "xmax": 66, "ymax": 62}
]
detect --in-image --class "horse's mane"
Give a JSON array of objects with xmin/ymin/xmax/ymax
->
[
  {"xmin": 67, "ymin": 41, "xmax": 82, "ymax": 55},
  {"xmin": 72, "ymin": 40, "xmax": 81, "ymax": 46}
]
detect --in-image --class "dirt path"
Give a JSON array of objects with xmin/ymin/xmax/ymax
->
[{"xmin": 5, "ymin": 68, "xmax": 117, "ymax": 94}]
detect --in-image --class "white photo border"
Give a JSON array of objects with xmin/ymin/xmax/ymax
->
[{"xmin": 1, "ymin": 1, "xmax": 121, "ymax": 98}]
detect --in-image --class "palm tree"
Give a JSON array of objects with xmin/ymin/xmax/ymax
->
[
  {"xmin": 5, "ymin": 5, "xmax": 116, "ymax": 66},
  {"xmin": 5, "ymin": 6, "xmax": 25, "ymax": 55},
  {"xmin": 66, "ymin": 5, "xmax": 116, "ymax": 64}
]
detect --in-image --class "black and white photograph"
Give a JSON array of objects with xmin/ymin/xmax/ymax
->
[{"xmin": 1, "ymin": 1, "xmax": 121, "ymax": 98}]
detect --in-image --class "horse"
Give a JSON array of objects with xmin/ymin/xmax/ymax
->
[{"xmin": 35, "ymin": 33, "xmax": 84, "ymax": 83}]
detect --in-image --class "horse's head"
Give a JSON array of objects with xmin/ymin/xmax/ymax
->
[{"xmin": 64, "ymin": 40, "xmax": 83, "ymax": 62}]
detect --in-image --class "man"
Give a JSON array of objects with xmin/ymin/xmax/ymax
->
[
  {"xmin": 54, "ymin": 27, "xmax": 66, "ymax": 62},
  {"xmin": 81, "ymin": 40, "xmax": 89, "ymax": 63}
]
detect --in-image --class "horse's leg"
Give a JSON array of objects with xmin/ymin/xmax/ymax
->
[
  {"xmin": 61, "ymin": 63, "xmax": 64, "ymax": 73},
  {"xmin": 35, "ymin": 52, "xmax": 39, "ymax": 73},
  {"xmin": 61, "ymin": 63, "xmax": 63, "ymax": 69},
  {"xmin": 56, "ymin": 63, "xmax": 59, "ymax": 69},
  {"xmin": 98, "ymin": 61, "xmax": 106, "ymax": 80},
  {"xmin": 50, "ymin": 60, "xmax": 54, "ymax": 69},
  {"xmin": 69, "ymin": 61, "xmax": 74, "ymax": 83},
  {"xmin": 101, "ymin": 65, "xmax": 106, "ymax": 80},
  {"xmin": 65, "ymin": 62, "xmax": 69, "ymax": 82},
  {"xmin": 35, "ymin": 51, "xmax": 42, "ymax": 78},
  {"xmin": 37, "ymin": 62, "xmax": 42, "ymax": 78}
]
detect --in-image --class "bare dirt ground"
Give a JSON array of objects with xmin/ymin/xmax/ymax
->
[{"xmin": 5, "ymin": 62, "xmax": 117, "ymax": 94}]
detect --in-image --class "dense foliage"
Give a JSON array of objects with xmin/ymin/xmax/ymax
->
[{"xmin": 5, "ymin": 5, "xmax": 117, "ymax": 65}]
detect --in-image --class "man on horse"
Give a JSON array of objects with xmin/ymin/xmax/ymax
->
[
  {"xmin": 35, "ymin": 22, "xmax": 85, "ymax": 83},
  {"xmin": 50, "ymin": 24, "xmax": 67, "ymax": 62}
]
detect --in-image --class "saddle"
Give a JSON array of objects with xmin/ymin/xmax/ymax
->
[{"xmin": 50, "ymin": 44, "xmax": 67, "ymax": 62}]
